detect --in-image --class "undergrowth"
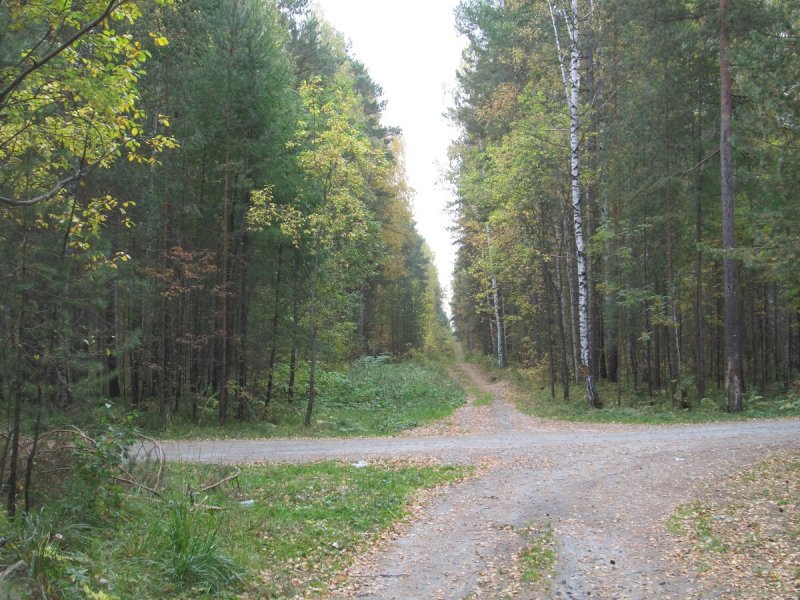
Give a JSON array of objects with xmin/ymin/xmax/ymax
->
[
  {"xmin": 0, "ymin": 461, "xmax": 469, "ymax": 599},
  {"xmin": 469, "ymin": 353, "xmax": 800, "ymax": 424},
  {"xmin": 155, "ymin": 357, "xmax": 464, "ymax": 439},
  {"xmin": 518, "ymin": 522, "xmax": 557, "ymax": 583}
]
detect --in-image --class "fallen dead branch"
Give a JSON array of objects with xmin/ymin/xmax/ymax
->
[{"xmin": 188, "ymin": 467, "xmax": 241, "ymax": 506}]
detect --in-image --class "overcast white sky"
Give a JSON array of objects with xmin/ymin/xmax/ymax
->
[{"xmin": 312, "ymin": 0, "xmax": 465, "ymax": 305}]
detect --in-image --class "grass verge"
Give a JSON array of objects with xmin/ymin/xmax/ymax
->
[
  {"xmin": 669, "ymin": 450, "xmax": 800, "ymax": 598},
  {"xmin": 468, "ymin": 353, "xmax": 800, "ymax": 425},
  {"xmin": 0, "ymin": 461, "xmax": 470, "ymax": 599}
]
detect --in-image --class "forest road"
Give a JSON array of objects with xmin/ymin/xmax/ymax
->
[{"xmin": 159, "ymin": 364, "xmax": 800, "ymax": 599}]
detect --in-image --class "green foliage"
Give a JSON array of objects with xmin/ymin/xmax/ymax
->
[
  {"xmin": 0, "ymin": 508, "xmax": 93, "ymax": 600},
  {"xmin": 155, "ymin": 358, "xmax": 465, "ymax": 439},
  {"xmin": 518, "ymin": 522, "xmax": 557, "ymax": 583},
  {"xmin": 72, "ymin": 414, "xmax": 135, "ymax": 487},
  {"xmin": 0, "ymin": 0, "xmax": 175, "ymax": 207},
  {"xmin": 450, "ymin": 0, "xmax": 800, "ymax": 408},
  {"xmin": 480, "ymin": 356, "xmax": 800, "ymax": 425},
  {"xmin": 318, "ymin": 357, "xmax": 465, "ymax": 434},
  {"xmin": 56, "ymin": 412, "xmax": 143, "ymax": 525},
  {"xmin": 149, "ymin": 503, "xmax": 244, "ymax": 593},
  {"xmin": 0, "ymin": 0, "xmax": 448, "ymax": 444},
  {"xmin": 0, "ymin": 462, "xmax": 468, "ymax": 599},
  {"xmin": 226, "ymin": 462, "xmax": 468, "ymax": 597}
]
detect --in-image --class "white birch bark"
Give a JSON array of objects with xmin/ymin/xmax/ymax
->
[
  {"xmin": 486, "ymin": 222, "xmax": 506, "ymax": 369},
  {"xmin": 549, "ymin": 0, "xmax": 601, "ymax": 407}
]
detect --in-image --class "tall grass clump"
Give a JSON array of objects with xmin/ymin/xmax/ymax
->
[{"xmin": 148, "ymin": 502, "xmax": 244, "ymax": 593}]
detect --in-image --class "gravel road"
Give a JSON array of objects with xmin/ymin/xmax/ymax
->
[{"xmin": 159, "ymin": 364, "xmax": 800, "ymax": 599}]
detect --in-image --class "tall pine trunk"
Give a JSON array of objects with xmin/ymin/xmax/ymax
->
[
  {"xmin": 265, "ymin": 245, "xmax": 284, "ymax": 406},
  {"xmin": 720, "ymin": 0, "xmax": 742, "ymax": 412},
  {"xmin": 693, "ymin": 96, "xmax": 707, "ymax": 401},
  {"xmin": 304, "ymin": 240, "xmax": 321, "ymax": 428}
]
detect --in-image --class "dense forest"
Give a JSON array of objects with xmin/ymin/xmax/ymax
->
[
  {"xmin": 449, "ymin": 0, "xmax": 800, "ymax": 410},
  {"xmin": 0, "ymin": 0, "xmax": 451, "ymax": 489},
  {"xmin": 2, "ymin": 1, "xmax": 800, "ymax": 597}
]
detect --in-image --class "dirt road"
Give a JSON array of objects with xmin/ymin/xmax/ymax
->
[{"xmin": 159, "ymin": 364, "xmax": 800, "ymax": 599}]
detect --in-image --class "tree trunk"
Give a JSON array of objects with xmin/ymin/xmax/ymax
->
[
  {"xmin": 554, "ymin": 255, "xmax": 570, "ymax": 401},
  {"xmin": 304, "ymin": 244, "xmax": 320, "ymax": 428},
  {"xmin": 288, "ymin": 250, "xmax": 301, "ymax": 403},
  {"xmin": 563, "ymin": 222, "xmax": 580, "ymax": 380},
  {"xmin": 720, "ymin": 0, "xmax": 742, "ymax": 412},
  {"xmin": 543, "ymin": 262, "xmax": 557, "ymax": 399},
  {"xmin": 235, "ymin": 227, "xmax": 249, "ymax": 421},
  {"xmin": 7, "ymin": 380, "xmax": 22, "ymax": 518},
  {"xmin": 553, "ymin": 0, "xmax": 600, "ymax": 407},
  {"xmin": 7, "ymin": 290, "xmax": 25, "ymax": 518},
  {"xmin": 23, "ymin": 385, "xmax": 42, "ymax": 513},
  {"xmin": 219, "ymin": 107, "xmax": 232, "ymax": 425},
  {"xmin": 486, "ymin": 223, "xmax": 505, "ymax": 368},
  {"xmin": 266, "ymin": 245, "xmax": 284, "ymax": 407},
  {"xmin": 693, "ymin": 128, "xmax": 706, "ymax": 400},
  {"xmin": 486, "ymin": 290, "xmax": 496, "ymax": 357}
]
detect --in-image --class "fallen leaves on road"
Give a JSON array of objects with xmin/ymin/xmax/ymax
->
[{"xmin": 670, "ymin": 449, "xmax": 800, "ymax": 599}]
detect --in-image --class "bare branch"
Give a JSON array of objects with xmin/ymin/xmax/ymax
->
[
  {"xmin": 0, "ymin": 168, "xmax": 88, "ymax": 207},
  {"xmin": 548, "ymin": 1, "xmax": 570, "ymax": 103},
  {"xmin": 0, "ymin": 141, "xmax": 123, "ymax": 207},
  {"xmin": 198, "ymin": 468, "xmax": 241, "ymax": 494},
  {"xmin": 14, "ymin": 27, "xmax": 54, "ymax": 72},
  {"xmin": 682, "ymin": 147, "xmax": 720, "ymax": 174},
  {"xmin": 110, "ymin": 474, "xmax": 162, "ymax": 496}
]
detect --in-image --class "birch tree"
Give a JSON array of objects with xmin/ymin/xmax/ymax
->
[
  {"xmin": 549, "ymin": 0, "xmax": 601, "ymax": 408},
  {"xmin": 486, "ymin": 222, "xmax": 506, "ymax": 369}
]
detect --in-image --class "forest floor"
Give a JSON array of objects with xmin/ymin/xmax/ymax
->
[{"xmin": 160, "ymin": 363, "xmax": 800, "ymax": 599}]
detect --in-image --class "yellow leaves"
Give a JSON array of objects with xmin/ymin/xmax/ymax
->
[
  {"xmin": 1, "ymin": 0, "xmax": 176, "ymax": 211},
  {"xmin": 149, "ymin": 32, "xmax": 170, "ymax": 47},
  {"xmin": 248, "ymin": 188, "xmax": 310, "ymax": 248}
]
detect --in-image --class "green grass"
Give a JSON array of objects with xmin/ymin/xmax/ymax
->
[
  {"xmin": 668, "ymin": 504, "xmax": 728, "ymax": 553},
  {"xmin": 458, "ymin": 374, "xmax": 494, "ymax": 407},
  {"xmin": 0, "ymin": 461, "xmax": 469, "ymax": 599},
  {"xmin": 472, "ymin": 390, "xmax": 495, "ymax": 407},
  {"xmin": 150, "ymin": 357, "xmax": 465, "ymax": 439},
  {"xmin": 468, "ymin": 353, "xmax": 800, "ymax": 425},
  {"xmin": 518, "ymin": 522, "xmax": 557, "ymax": 583}
]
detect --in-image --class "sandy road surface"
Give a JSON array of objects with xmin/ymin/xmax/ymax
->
[{"xmin": 159, "ymin": 364, "xmax": 800, "ymax": 599}]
